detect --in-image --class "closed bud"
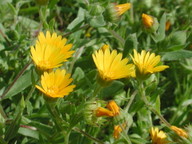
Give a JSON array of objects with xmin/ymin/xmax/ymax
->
[
  {"xmin": 84, "ymin": 100, "xmax": 106, "ymax": 126},
  {"xmin": 142, "ymin": 13, "xmax": 159, "ymax": 33},
  {"xmin": 105, "ymin": 3, "xmax": 131, "ymax": 22},
  {"xmin": 171, "ymin": 126, "xmax": 188, "ymax": 138},
  {"xmin": 165, "ymin": 20, "xmax": 171, "ymax": 31}
]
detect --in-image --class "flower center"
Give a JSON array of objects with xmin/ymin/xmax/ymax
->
[
  {"xmin": 38, "ymin": 60, "xmax": 51, "ymax": 70},
  {"xmin": 47, "ymin": 86, "xmax": 59, "ymax": 96}
]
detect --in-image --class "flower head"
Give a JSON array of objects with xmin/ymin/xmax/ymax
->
[
  {"xmin": 150, "ymin": 127, "xmax": 169, "ymax": 144},
  {"xmin": 115, "ymin": 3, "xmax": 131, "ymax": 16},
  {"xmin": 142, "ymin": 13, "xmax": 154, "ymax": 28},
  {"xmin": 170, "ymin": 126, "xmax": 188, "ymax": 138},
  {"xmin": 35, "ymin": 69, "xmax": 75, "ymax": 98},
  {"xmin": 131, "ymin": 49, "xmax": 169, "ymax": 79},
  {"xmin": 30, "ymin": 31, "xmax": 74, "ymax": 71},
  {"xmin": 92, "ymin": 47, "xmax": 135, "ymax": 84}
]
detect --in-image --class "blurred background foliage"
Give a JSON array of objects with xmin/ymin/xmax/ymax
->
[{"xmin": 0, "ymin": 0, "xmax": 192, "ymax": 143}]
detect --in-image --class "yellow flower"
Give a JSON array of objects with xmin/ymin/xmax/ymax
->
[
  {"xmin": 36, "ymin": 69, "xmax": 75, "ymax": 98},
  {"xmin": 150, "ymin": 127, "xmax": 169, "ymax": 144},
  {"xmin": 92, "ymin": 47, "xmax": 135, "ymax": 83},
  {"xmin": 106, "ymin": 100, "xmax": 120, "ymax": 116},
  {"xmin": 115, "ymin": 3, "xmax": 131, "ymax": 16},
  {"xmin": 131, "ymin": 49, "xmax": 169, "ymax": 79},
  {"xmin": 113, "ymin": 123, "xmax": 126, "ymax": 139},
  {"xmin": 30, "ymin": 31, "xmax": 74, "ymax": 71},
  {"xmin": 170, "ymin": 126, "xmax": 188, "ymax": 138},
  {"xmin": 142, "ymin": 13, "xmax": 154, "ymax": 28}
]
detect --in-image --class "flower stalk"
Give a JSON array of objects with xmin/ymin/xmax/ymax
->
[{"xmin": 138, "ymin": 81, "xmax": 171, "ymax": 127}]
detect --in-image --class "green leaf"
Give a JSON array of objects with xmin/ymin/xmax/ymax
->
[
  {"xmin": 3, "ymin": 71, "xmax": 32, "ymax": 100},
  {"xmin": 18, "ymin": 16, "xmax": 39, "ymax": 29},
  {"xmin": 89, "ymin": 14, "xmax": 106, "ymax": 27},
  {"xmin": 73, "ymin": 67, "xmax": 85, "ymax": 81},
  {"xmin": 169, "ymin": 31, "xmax": 187, "ymax": 45},
  {"xmin": 100, "ymin": 81, "xmax": 124, "ymax": 99},
  {"xmin": 4, "ymin": 97, "xmax": 24, "ymax": 141},
  {"xmin": 161, "ymin": 50, "xmax": 192, "ymax": 61},
  {"xmin": 152, "ymin": 13, "xmax": 166, "ymax": 42},
  {"xmin": 67, "ymin": 8, "xmax": 85, "ymax": 30},
  {"xmin": 18, "ymin": 127, "xmax": 39, "ymax": 139},
  {"xmin": 123, "ymin": 33, "xmax": 138, "ymax": 57},
  {"xmin": 154, "ymin": 95, "xmax": 161, "ymax": 114}
]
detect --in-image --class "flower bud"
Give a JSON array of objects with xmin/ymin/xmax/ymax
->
[
  {"xmin": 84, "ymin": 100, "xmax": 106, "ymax": 126},
  {"xmin": 142, "ymin": 13, "xmax": 154, "ymax": 28},
  {"xmin": 142, "ymin": 13, "xmax": 159, "ymax": 32},
  {"xmin": 101, "ymin": 44, "xmax": 110, "ymax": 52},
  {"xmin": 170, "ymin": 126, "xmax": 188, "ymax": 138},
  {"xmin": 105, "ymin": 3, "xmax": 131, "ymax": 22},
  {"xmin": 165, "ymin": 20, "xmax": 171, "ymax": 31}
]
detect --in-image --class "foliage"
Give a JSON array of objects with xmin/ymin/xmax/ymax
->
[{"xmin": 0, "ymin": 0, "xmax": 192, "ymax": 144}]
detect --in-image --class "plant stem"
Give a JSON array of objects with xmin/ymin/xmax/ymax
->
[
  {"xmin": 62, "ymin": 24, "xmax": 89, "ymax": 37},
  {"xmin": 125, "ymin": 90, "xmax": 137, "ymax": 113},
  {"xmin": 138, "ymin": 81, "xmax": 171, "ymax": 127},
  {"xmin": 92, "ymin": 84, "xmax": 103, "ymax": 99},
  {"xmin": 64, "ymin": 130, "xmax": 71, "ymax": 144},
  {"xmin": 73, "ymin": 127, "xmax": 104, "ymax": 144},
  {"xmin": 46, "ymin": 102, "xmax": 64, "ymax": 131},
  {"xmin": 68, "ymin": 46, "xmax": 84, "ymax": 74},
  {"xmin": 0, "ymin": 104, "xmax": 7, "ymax": 119}
]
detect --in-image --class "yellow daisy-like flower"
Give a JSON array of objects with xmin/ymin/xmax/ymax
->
[
  {"xmin": 142, "ymin": 13, "xmax": 154, "ymax": 28},
  {"xmin": 30, "ymin": 31, "xmax": 74, "ymax": 71},
  {"xmin": 92, "ymin": 47, "xmax": 135, "ymax": 84},
  {"xmin": 131, "ymin": 49, "xmax": 169, "ymax": 79},
  {"xmin": 115, "ymin": 3, "xmax": 131, "ymax": 16},
  {"xmin": 36, "ymin": 69, "xmax": 75, "ymax": 98},
  {"xmin": 170, "ymin": 126, "xmax": 188, "ymax": 138},
  {"xmin": 150, "ymin": 127, "xmax": 169, "ymax": 144}
]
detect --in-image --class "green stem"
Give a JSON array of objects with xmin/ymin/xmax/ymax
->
[
  {"xmin": 130, "ymin": 0, "xmax": 134, "ymax": 24},
  {"xmin": 0, "ymin": 104, "xmax": 7, "ymax": 119},
  {"xmin": 39, "ymin": 6, "xmax": 49, "ymax": 29},
  {"xmin": 125, "ymin": 90, "xmax": 137, "ymax": 113},
  {"xmin": 62, "ymin": 24, "xmax": 89, "ymax": 37},
  {"xmin": 25, "ymin": 86, "xmax": 36, "ymax": 102},
  {"xmin": 138, "ymin": 81, "xmax": 171, "ymax": 127},
  {"xmin": 46, "ymin": 102, "xmax": 64, "ymax": 131},
  {"xmin": 68, "ymin": 46, "xmax": 84, "ymax": 74},
  {"xmin": 92, "ymin": 84, "xmax": 103, "ymax": 99},
  {"xmin": 73, "ymin": 127, "xmax": 104, "ymax": 144},
  {"xmin": 64, "ymin": 130, "xmax": 71, "ymax": 144}
]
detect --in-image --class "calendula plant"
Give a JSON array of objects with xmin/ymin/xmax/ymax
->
[{"xmin": 0, "ymin": 0, "xmax": 192, "ymax": 144}]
